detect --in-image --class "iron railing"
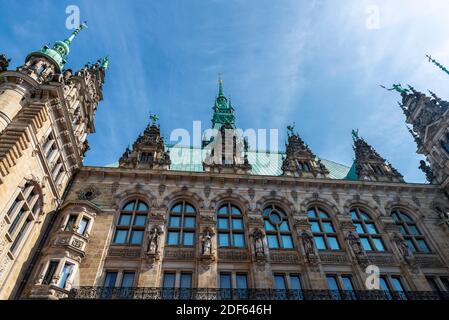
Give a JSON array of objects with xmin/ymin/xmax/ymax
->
[{"xmin": 67, "ymin": 287, "xmax": 449, "ymax": 300}]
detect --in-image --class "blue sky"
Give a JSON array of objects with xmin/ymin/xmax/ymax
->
[{"xmin": 1, "ymin": 0, "xmax": 449, "ymax": 183}]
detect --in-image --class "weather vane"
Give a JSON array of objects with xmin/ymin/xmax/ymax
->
[
  {"xmin": 380, "ymin": 84, "xmax": 410, "ymax": 95},
  {"xmin": 149, "ymin": 112, "xmax": 159, "ymax": 125},
  {"xmin": 287, "ymin": 122, "xmax": 296, "ymax": 136},
  {"xmin": 351, "ymin": 128, "xmax": 359, "ymax": 140}
]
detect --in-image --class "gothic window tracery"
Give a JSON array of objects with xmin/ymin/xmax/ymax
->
[
  {"xmin": 350, "ymin": 208, "xmax": 385, "ymax": 252},
  {"xmin": 112, "ymin": 199, "xmax": 149, "ymax": 245},
  {"xmin": 391, "ymin": 209, "xmax": 430, "ymax": 253},
  {"xmin": 263, "ymin": 204, "xmax": 294, "ymax": 249},
  {"xmin": 217, "ymin": 203, "xmax": 245, "ymax": 248},
  {"xmin": 307, "ymin": 206, "xmax": 340, "ymax": 250},
  {"xmin": 166, "ymin": 201, "xmax": 196, "ymax": 247}
]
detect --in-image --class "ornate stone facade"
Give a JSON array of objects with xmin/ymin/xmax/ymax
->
[{"xmin": 1, "ymin": 28, "xmax": 449, "ymax": 301}]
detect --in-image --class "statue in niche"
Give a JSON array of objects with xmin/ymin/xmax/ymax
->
[
  {"xmin": 147, "ymin": 226, "xmax": 161, "ymax": 255},
  {"xmin": 346, "ymin": 231, "xmax": 364, "ymax": 256},
  {"xmin": 253, "ymin": 229, "xmax": 265, "ymax": 257},
  {"xmin": 201, "ymin": 229, "xmax": 213, "ymax": 256},
  {"xmin": 301, "ymin": 229, "xmax": 315, "ymax": 256}
]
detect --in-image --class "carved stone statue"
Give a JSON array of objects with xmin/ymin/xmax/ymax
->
[
  {"xmin": 0, "ymin": 54, "xmax": 11, "ymax": 71},
  {"xmin": 393, "ymin": 232, "xmax": 413, "ymax": 263},
  {"xmin": 301, "ymin": 229, "xmax": 316, "ymax": 256},
  {"xmin": 419, "ymin": 160, "xmax": 435, "ymax": 183},
  {"xmin": 147, "ymin": 226, "xmax": 161, "ymax": 255},
  {"xmin": 253, "ymin": 229, "xmax": 265, "ymax": 257},
  {"xmin": 346, "ymin": 231, "xmax": 364, "ymax": 256},
  {"xmin": 201, "ymin": 229, "xmax": 212, "ymax": 256}
]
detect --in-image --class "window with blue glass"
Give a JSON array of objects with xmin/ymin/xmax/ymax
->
[
  {"xmin": 58, "ymin": 262, "xmax": 74, "ymax": 289},
  {"xmin": 307, "ymin": 206, "xmax": 340, "ymax": 250},
  {"xmin": 217, "ymin": 203, "xmax": 245, "ymax": 248},
  {"xmin": 113, "ymin": 199, "xmax": 148, "ymax": 245},
  {"xmin": 167, "ymin": 201, "xmax": 196, "ymax": 247},
  {"xmin": 263, "ymin": 205, "xmax": 294, "ymax": 249},
  {"xmin": 351, "ymin": 208, "xmax": 385, "ymax": 252},
  {"xmin": 392, "ymin": 209, "xmax": 430, "ymax": 253}
]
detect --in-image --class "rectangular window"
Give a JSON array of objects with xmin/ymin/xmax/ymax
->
[
  {"xmin": 113, "ymin": 230, "xmax": 128, "ymax": 244},
  {"xmin": 281, "ymin": 235, "xmax": 293, "ymax": 249},
  {"xmin": 78, "ymin": 217, "xmax": 89, "ymax": 235},
  {"xmin": 183, "ymin": 232, "xmax": 194, "ymax": 246},
  {"xmin": 322, "ymin": 222, "xmax": 335, "ymax": 233},
  {"xmin": 218, "ymin": 233, "xmax": 229, "ymax": 247},
  {"xmin": 314, "ymin": 236, "xmax": 326, "ymax": 250},
  {"xmin": 365, "ymin": 223, "xmax": 377, "ymax": 234},
  {"xmin": 310, "ymin": 221, "xmax": 321, "ymax": 233},
  {"xmin": 416, "ymin": 239, "xmax": 430, "ymax": 253},
  {"xmin": 290, "ymin": 275, "xmax": 302, "ymax": 290},
  {"xmin": 220, "ymin": 273, "xmax": 232, "ymax": 289},
  {"xmin": 183, "ymin": 217, "xmax": 196, "ymax": 228},
  {"xmin": 169, "ymin": 216, "xmax": 181, "ymax": 228},
  {"xmin": 326, "ymin": 275, "xmax": 339, "ymax": 291},
  {"xmin": 65, "ymin": 215, "xmax": 77, "ymax": 231},
  {"xmin": 118, "ymin": 214, "xmax": 132, "ymax": 226},
  {"xmin": 218, "ymin": 218, "xmax": 228, "ymax": 229},
  {"xmin": 10, "ymin": 216, "xmax": 32, "ymax": 254},
  {"xmin": 167, "ymin": 232, "xmax": 179, "ymax": 245},
  {"xmin": 360, "ymin": 237, "xmax": 373, "ymax": 251},
  {"xmin": 133, "ymin": 215, "xmax": 147, "ymax": 227},
  {"xmin": 104, "ymin": 271, "xmax": 118, "ymax": 287},
  {"xmin": 233, "ymin": 234, "xmax": 245, "ymax": 247},
  {"xmin": 236, "ymin": 274, "xmax": 248, "ymax": 289},
  {"xmin": 42, "ymin": 261, "xmax": 59, "ymax": 285},
  {"xmin": 341, "ymin": 276, "xmax": 354, "ymax": 291},
  {"xmin": 372, "ymin": 238, "xmax": 385, "ymax": 251},
  {"xmin": 59, "ymin": 263, "xmax": 73, "ymax": 289},
  {"xmin": 267, "ymin": 235, "xmax": 279, "ymax": 248},
  {"xmin": 327, "ymin": 236, "xmax": 340, "ymax": 250},
  {"xmin": 180, "ymin": 273, "xmax": 192, "ymax": 288},
  {"xmin": 274, "ymin": 275, "xmax": 287, "ymax": 290},
  {"xmin": 130, "ymin": 230, "xmax": 144, "ymax": 245},
  {"xmin": 163, "ymin": 273, "xmax": 176, "ymax": 288},
  {"xmin": 121, "ymin": 272, "xmax": 135, "ymax": 287},
  {"xmin": 232, "ymin": 219, "xmax": 243, "ymax": 230}
]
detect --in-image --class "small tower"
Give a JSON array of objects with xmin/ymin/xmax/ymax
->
[
  {"xmin": 348, "ymin": 129, "xmax": 404, "ymax": 182},
  {"xmin": 203, "ymin": 77, "xmax": 251, "ymax": 174},
  {"xmin": 119, "ymin": 113, "xmax": 171, "ymax": 170},
  {"xmin": 281, "ymin": 123, "xmax": 329, "ymax": 178},
  {"xmin": 18, "ymin": 22, "xmax": 88, "ymax": 83}
]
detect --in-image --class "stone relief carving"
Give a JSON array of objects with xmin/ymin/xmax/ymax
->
[{"xmin": 77, "ymin": 185, "xmax": 101, "ymax": 201}]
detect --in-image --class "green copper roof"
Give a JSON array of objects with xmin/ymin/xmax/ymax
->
[
  {"xmin": 106, "ymin": 145, "xmax": 351, "ymax": 179},
  {"xmin": 27, "ymin": 22, "xmax": 88, "ymax": 72}
]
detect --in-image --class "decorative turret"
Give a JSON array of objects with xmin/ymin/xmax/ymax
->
[
  {"xmin": 202, "ymin": 77, "xmax": 251, "ymax": 174},
  {"xmin": 18, "ymin": 22, "xmax": 88, "ymax": 83},
  {"xmin": 348, "ymin": 129, "xmax": 404, "ymax": 182},
  {"xmin": 119, "ymin": 113, "xmax": 171, "ymax": 170},
  {"xmin": 281, "ymin": 123, "xmax": 329, "ymax": 178},
  {"xmin": 210, "ymin": 75, "xmax": 236, "ymax": 130}
]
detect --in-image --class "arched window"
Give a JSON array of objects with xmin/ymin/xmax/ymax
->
[
  {"xmin": 350, "ymin": 208, "xmax": 385, "ymax": 252},
  {"xmin": 113, "ymin": 199, "xmax": 148, "ymax": 245},
  {"xmin": 392, "ymin": 209, "xmax": 430, "ymax": 253},
  {"xmin": 263, "ymin": 204, "xmax": 293, "ymax": 249},
  {"xmin": 167, "ymin": 201, "xmax": 196, "ymax": 247},
  {"xmin": 217, "ymin": 203, "xmax": 245, "ymax": 248},
  {"xmin": 307, "ymin": 206, "xmax": 340, "ymax": 250}
]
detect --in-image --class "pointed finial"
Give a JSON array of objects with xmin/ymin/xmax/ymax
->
[
  {"xmin": 380, "ymin": 84, "xmax": 410, "ymax": 95},
  {"xmin": 218, "ymin": 73, "xmax": 224, "ymax": 96},
  {"xmin": 65, "ymin": 21, "xmax": 88, "ymax": 45},
  {"xmin": 426, "ymin": 54, "xmax": 449, "ymax": 76},
  {"xmin": 351, "ymin": 129, "xmax": 359, "ymax": 141}
]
